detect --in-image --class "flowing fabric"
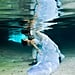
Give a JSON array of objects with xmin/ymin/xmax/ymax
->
[
  {"xmin": 36, "ymin": 0, "xmax": 58, "ymax": 22},
  {"xmin": 27, "ymin": 32, "xmax": 65, "ymax": 75},
  {"xmin": 27, "ymin": 0, "xmax": 63, "ymax": 74},
  {"xmin": 31, "ymin": 0, "xmax": 59, "ymax": 33},
  {"xmin": 8, "ymin": 30, "xmax": 28, "ymax": 43}
]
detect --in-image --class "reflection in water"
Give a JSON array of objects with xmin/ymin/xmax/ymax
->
[{"xmin": 0, "ymin": 1, "xmax": 75, "ymax": 48}]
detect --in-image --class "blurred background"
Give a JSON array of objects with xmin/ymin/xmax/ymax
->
[
  {"xmin": 0, "ymin": 0, "xmax": 75, "ymax": 75},
  {"xmin": 0, "ymin": 0, "xmax": 75, "ymax": 48}
]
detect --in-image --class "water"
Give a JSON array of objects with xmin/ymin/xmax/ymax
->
[
  {"xmin": 0, "ymin": 1, "xmax": 75, "ymax": 75},
  {"xmin": 0, "ymin": 0, "xmax": 75, "ymax": 49}
]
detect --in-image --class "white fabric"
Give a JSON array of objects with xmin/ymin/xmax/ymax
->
[
  {"xmin": 27, "ymin": 32, "xmax": 65, "ymax": 75},
  {"xmin": 8, "ymin": 33, "xmax": 27, "ymax": 43},
  {"xmin": 36, "ymin": 0, "xmax": 58, "ymax": 22}
]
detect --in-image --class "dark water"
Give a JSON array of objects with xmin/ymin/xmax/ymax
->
[{"xmin": 0, "ymin": 12, "xmax": 75, "ymax": 53}]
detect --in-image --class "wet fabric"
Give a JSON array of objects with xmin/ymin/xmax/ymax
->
[
  {"xmin": 8, "ymin": 32, "xmax": 28, "ymax": 43},
  {"xmin": 27, "ymin": 32, "xmax": 65, "ymax": 75},
  {"xmin": 36, "ymin": 0, "xmax": 58, "ymax": 22},
  {"xmin": 27, "ymin": 62, "xmax": 52, "ymax": 75}
]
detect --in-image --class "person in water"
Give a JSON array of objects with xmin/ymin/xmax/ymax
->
[
  {"xmin": 28, "ymin": 0, "xmax": 59, "ymax": 65},
  {"xmin": 22, "ymin": 30, "xmax": 64, "ymax": 75}
]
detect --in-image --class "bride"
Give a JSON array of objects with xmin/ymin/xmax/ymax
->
[{"xmin": 23, "ymin": 30, "xmax": 65, "ymax": 75}]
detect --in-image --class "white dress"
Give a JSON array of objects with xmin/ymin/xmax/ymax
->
[
  {"xmin": 36, "ymin": 0, "xmax": 58, "ymax": 22},
  {"xmin": 33, "ymin": 0, "xmax": 59, "ymax": 32},
  {"xmin": 27, "ymin": 32, "xmax": 65, "ymax": 75}
]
